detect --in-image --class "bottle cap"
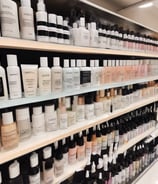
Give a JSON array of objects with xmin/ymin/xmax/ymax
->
[
  {"xmin": 90, "ymin": 60, "xmax": 95, "ymax": 67},
  {"xmin": 99, "ymin": 172, "xmax": 102, "ymax": 179},
  {"xmin": 91, "ymin": 162, "xmax": 96, "ymax": 173},
  {"xmin": 48, "ymin": 13, "xmax": 56, "ymax": 23},
  {"xmin": 71, "ymin": 59, "xmax": 76, "ymax": 67},
  {"xmin": 21, "ymin": 0, "xmax": 31, "ymax": 7},
  {"xmin": 97, "ymin": 158, "xmax": 103, "ymax": 169},
  {"xmin": 91, "ymin": 22, "xmax": 96, "ymax": 29},
  {"xmin": 79, "ymin": 17, "xmax": 85, "ymax": 27},
  {"xmin": 7, "ymin": 55, "xmax": 18, "ymax": 66},
  {"xmin": 40, "ymin": 57, "xmax": 48, "ymax": 67},
  {"xmin": 64, "ymin": 59, "xmax": 69, "ymax": 68},
  {"xmin": 9, "ymin": 160, "xmax": 20, "ymax": 179},
  {"xmin": 16, "ymin": 107, "xmax": 30, "ymax": 121},
  {"xmin": 45, "ymin": 104, "xmax": 55, "ymax": 113},
  {"xmin": 2, "ymin": 112, "xmax": 13, "ymax": 125},
  {"xmin": 33, "ymin": 106, "xmax": 42, "ymax": 115},
  {"xmin": 0, "ymin": 171, "xmax": 2, "ymax": 183},
  {"xmin": 77, "ymin": 59, "xmax": 81, "ymax": 67},
  {"xmin": 57, "ymin": 16, "xmax": 63, "ymax": 25},
  {"xmin": 37, "ymin": 0, "xmax": 46, "ymax": 11},
  {"xmin": 53, "ymin": 57, "xmax": 60, "ymax": 66},
  {"xmin": 43, "ymin": 146, "xmax": 52, "ymax": 159},
  {"xmin": 95, "ymin": 60, "xmax": 99, "ymax": 67},
  {"xmin": 85, "ymin": 170, "xmax": 90, "ymax": 178},
  {"xmin": 30, "ymin": 152, "xmax": 39, "ymax": 167}
]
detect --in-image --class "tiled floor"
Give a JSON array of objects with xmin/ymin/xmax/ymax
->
[{"xmin": 135, "ymin": 161, "xmax": 158, "ymax": 184}]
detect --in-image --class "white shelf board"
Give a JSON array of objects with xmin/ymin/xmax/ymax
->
[
  {"xmin": 1, "ymin": 75, "xmax": 158, "ymax": 109},
  {"xmin": 0, "ymin": 95, "xmax": 157, "ymax": 164},
  {"xmin": 0, "ymin": 37, "xmax": 158, "ymax": 57},
  {"xmin": 117, "ymin": 127, "xmax": 155, "ymax": 154}
]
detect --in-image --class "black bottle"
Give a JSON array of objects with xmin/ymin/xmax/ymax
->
[{"xmin": 8, "ymin": 160, "xmax": 24, "ymax": 184}]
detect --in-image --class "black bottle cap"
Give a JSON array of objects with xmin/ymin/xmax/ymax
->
[
  {"xmin": 69, "ymin": 136, "xmax": 76, "ymax": 149},
  {"xmin": 55, "ymin": 149, "xmax": 63, "ymax": 160},
  {"xmin": 45, "ymin": 158, "xmax": 54, "ymax": 170}
]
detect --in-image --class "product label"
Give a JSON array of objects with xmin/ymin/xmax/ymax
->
[
  {"xmin": 45, "ymin": 113, "xmax": 57, "ymax": 131},
  {"xmin": 67, "ymin": 111, "xmax": 76, "ymax": 126},
  {"xmin": 0, "ymin": 77, "xmax": 4, "ymax": 97},
  {"xmin": 39, "ymin": 72, "xmax": 51, "ymax": 94},
  {"xmin": 17, "ymin": 119, "xmax": 31, "ymax": 138},
  {"xmin": 77, "ymin": 145, "xmax": 85, "ymax": 161},
  {"xmin": 54, "ymin": 161, "xmax": 64, "ymax": 177},
  {"xmin": 29, "ymin": 172, "xmax": 40, "ymax": 184},
  {"xmin": 80, "ymin": 71, "xmax": 91, "ymax": 84},
  {"xmin": 59, "ymin": 113, "xmax": 68, "ymax": 129},
  {"xmin": 73, "ymin": 69, "xmax": 80, "ymax": 89},
  {"xmin": 85, "ymin": 104, "xmax": 94, "ymax": 119},
  {"xmin": 43, "ymin": 168, "xmax": 54, "ymax": 184},
  {"xmin": 94, "ymin": 102, "xmax": 103, "ymax": 116},
  {"xmin": 20, "ymin": 10, "xmax": 34, "ymax": 28},
  {"xmin": 68, "ymin": 147, "xmax": 77, "ymax": 164},
  {"xmin": 63, "ymin": 70, "xmax": 73, "ymax": 90},
  {"xmin": 52, "ymin": 70, "xmax": 62, "ymax": 91},
  {"xmin": 76, "ymin": 105, "xmax": 85, "ymax": 121}
]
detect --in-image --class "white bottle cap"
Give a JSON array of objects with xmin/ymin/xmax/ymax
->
[
  {"xmin": 73, "ymin": 22, "xmax": 77, "ymax": 28},
  {"xmin": 7, "ymin": 55, "xmax": 18, "ymax": 66},
  {"xmin": 0, "ymin": 171, "xmax": 2, "ymax": 183},
  {"xmin": 90, "ymin": 60, "xmax": 95, "ymax": 67},
  {"xmin": 79, "ymin": 17, "xmax": 85, "ymax": 27},
  {"xmin": 71, "ymin": 59, "xmax": 76, "ymax": 67},
  {"xmin": 16, "ymin": 107, "xmax": 30, "ymax": 121},
  {"xmin": 53, "ymin": 57, "xmax": 60, "ymax": 66},
  {"xmin": 37, "ymin": 0, "xmax": 45, "ymax": 11},
  {"xmin": 62, "ymin": 138, "xmax": 66, "ymax": 145},
  {"xmin": 99, "ymin": 172, "xmax": 102, "ymax": 179},
  {"xmin": 33, "ymin": 106, "xmax": 42, "ymax": 115},
  {"xmin": 95, "ymin": 60, "xmax": 99, "ymax": 67},
  {"xmin": 85, "ymin": 170, "xmax": 90, "ymax": 178},
  {"xmin": 43, "ymin": 146, "xmax": 52, "ymax": 159},
  {"xmin": 63, "ymin": 20, "xmax": 68, "ymax": 27},
  {"xmin": 40, "ymin": 57, "xmax": 48, "ymax": 67},
  {"xmin": 30, "ymin": 152, "xmax": 38, "ymax": 167},
  {"xmin": 21, "ymin": 0, "xmax": 31, "ymax": 7},
  {"xmin": 103, "ymin": 60, "xmax": 108, "ymax": 67},
  {"xmin": 54, "ymin": 141, "xmax": 58, "ymax": 149},
  {"xmin": 2, "ymin": 112, "xmax": 13, "ymax": 125},
  {"xmin": 77, "ymin": 59, "xmax": 81, "ymax": 67},
  {"xmin": 57, "ymin": 16, "xmax": 63, "ymax": 25},
  {"xmin": 91, "ymin": 22, "xmax": 96, "ymax": 30},
  {"xmin": 48, "ymin": 14, "xmax": 56, "ymax": 24},
  {"xmin": 91, "ymin": 162, "xmax": 96, "ymax": 173},
  {"xmin": 64, "ymin": 59, "xmax": 69, "ymax": 68},
  {"xmin": 9, "ymin": 160, "xmax": 20, "ymax": 179},
  {"xmin": 45, "ymin": 104, "xmax": 54, "ymax": 113}
]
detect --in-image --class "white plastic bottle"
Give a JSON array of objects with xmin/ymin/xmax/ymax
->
[
  {"xmin": 48, "ymin": 14, "xmax": 57, "ymax": 43},
  {"xmin": 63, "ymin": 20, "xmax": 70, "ymax": 44},
  {"xmin": 32, "ymin": 106, "xmax": 45, "ymax": 135},
  {"xmin": 95, "ymin": 59, "xmax": 102, "ymax": 86},
  {"xmin": 19, "ymin": 0, "xmax": 35, "ymax": 40},
  {"xmin": 16, "ymin": 107, "xmax": 31, "ymax": 139},
  {"xmin": 45, "ymin": 104, "xmax": 58, "ymax": 131},
  {"xmin": 58, "ymin": 98, "xmax": 68, "ymax": 129},
  {"xmin": 0, "ymin": 0, "xmax": 20, "ymax": 38},
  {"xmin": 38, "ymin": 57, "xmax": 51, "ymax": 95},
  {"xmin": 71, "ymin": 59, "xmax": 80, "ymax": 90},
  {"xmin": 51, "ymin": 57, "xmax": 62, "ymax": 92},
  {"xmin": 63, "ymin": 59, "xmax": 73, "ymax": 91},
  {"xmin": 36, "ymin": 0, "xmax": 49, "ymax": 42},
  {"xmin": 89, "ymin": 22, "xmax": 98, "ymax": 47},
  {"xmin": 90, "ymin": 59, "xmax": 96, "ymax": 87},
  {"xmin": 0, "ymin": 64, "xmax": 8, "ymax": 100},
  {"xmin": 71, "ymin": 22, "xmax": 78, "ymax": 45},
  {"xmin": 6, "ymin": 55, "xmax": 22, "ymax": 99},
  {"xmin": 57, "ymin": 16, "xmax": 64, "ymax": 44},
  {"xmin": 75, "ymin": 17, "xmax": 89, "ymax": 47}
]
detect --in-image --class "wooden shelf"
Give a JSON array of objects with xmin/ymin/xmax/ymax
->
[
  {"xmin": 0, "ymin": 37, "xmax": 158, "ymax": 57},
  {"xmin": 0, "ymin": 95, "xmax": 157, "ymax": 165},
  {"xmin": 117, "ymin": 127, "xmax": 155, "ymax": 154},
  {"xmin": 1, "ymin": 75, "xmax": 158, "ymax": 109}
]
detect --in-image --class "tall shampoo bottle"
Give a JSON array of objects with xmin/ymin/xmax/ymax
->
[
  {"xmin": 19, "ymin": 0, "xmax": 35, "ymax": 40},
  {"xmin": 6, "ymin": 55, "xmax": 22, "ymax": 99},
  {"xmin": 0, "ymin": 0, "xmax": 20, "ymax": 38},
  {"xmin": 39, "ymin": 57, "xmax": 51, "ymax": 95},
  {"xmin": 0, "ymin": 64, "xmax": 8, "ymax": 100},
  {"xmin": 71, "ymin": 59, "xmax": 80, "ymax": 90}
]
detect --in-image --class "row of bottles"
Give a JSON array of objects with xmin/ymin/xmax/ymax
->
[
  {"xmin": 1, "ymin": 54, "xmax": 158, "ymax": 100},
  {"xmin": 1, "ymin": 0, "xmax": 158, "ymax": 53},
  {"xmin": 0, "ymin": 104, "xmax": 157, "ymax": 183},
  {"xmin": 0, "ymin": 84, "xmax": 157, "ymax": 150}
]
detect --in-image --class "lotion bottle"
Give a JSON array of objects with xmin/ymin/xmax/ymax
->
[
  {"xmin": 19, "ymin": 0, "xmax": 35, "ymax": 40},
  {"xmin": 58, "ymin": 98, "xmax": 68, "ymax": 129},
  {"xmin": 0, "ymin": 64, "xmax": 8, "ymax": 100},
  {"xmin": 32, "ymin": 106, "xmax": 45, "ymax": 135},
  {"xmin": 6, "ymin": 55, "xmax": 22, "ymax": 99},
  {"xmin": 57, "ymin": 16, "xmax": 64, "ymax": 44},
  {"xmin": 29, "ymin": 152, "xmax": 40, "ymax": 184},
  {"xmin": 48, "ymin": 14, "xmax": 57, "ymax": 43},
  {"xmin": 39, "ymin": 57, "xmax": 51, "ymax": 95},
  {"xmin": 51, "ymin": 57, "xmax": 63, "ymax": 92},
  {"xmin": 71, "ymin": 59, "xmax": 80, "ymax": 90},
  {"xmin": 8, "ymin": 160, "xmax": 23, "ymax": 184},
  {"xmin": 36, "ymin": 0, "xmax": 49, "ymax": 42},
  {"xmin": 1, "ymin": 112, "xmax": 19, "ymax": 150},
  {"xmin": 0, "ymin": 0, "xmax": 20, "ymax": 38},
  {"xmin": 89, "ymin": 22, "xmax": 98, "ymax": 47}
]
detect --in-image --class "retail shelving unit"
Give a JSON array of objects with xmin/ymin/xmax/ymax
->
[{"xmin": 1, "ymin": 0, "xmax": 158, "ymax": 183}]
